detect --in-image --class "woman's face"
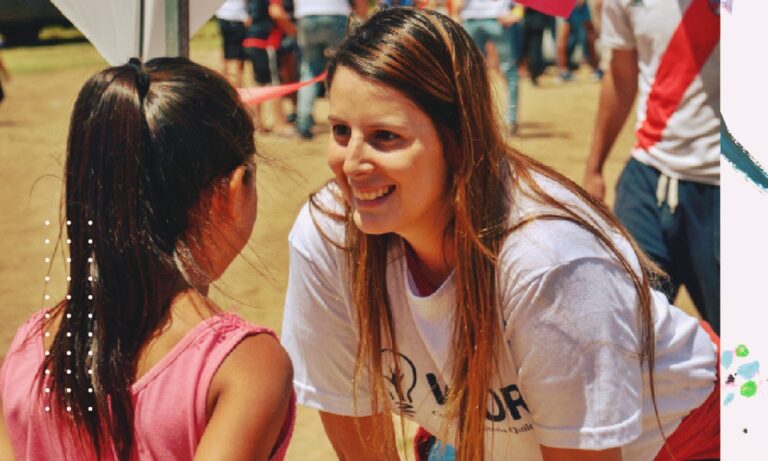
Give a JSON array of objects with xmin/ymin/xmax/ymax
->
[{"xmin": 327, "ymin": 67, "xmax": 450, "ymax": 243}]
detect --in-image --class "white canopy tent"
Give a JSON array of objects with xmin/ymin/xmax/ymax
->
[{"xmin": 50, "ymin": 0, "xmax": 225, "ymax": 65}]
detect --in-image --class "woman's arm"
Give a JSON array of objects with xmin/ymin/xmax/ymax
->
[
  {"xmin": 194, "ymin": 334, "xmax": 293, "ymax": 461},
  {"xmin": 319, "ymin": 411, "xmax": 399, "ymax": 461},
  {"xmin": 541, "ymin": 446, "xmax": 622, "ymax": 461}
]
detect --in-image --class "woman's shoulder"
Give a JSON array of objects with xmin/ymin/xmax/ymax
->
[
  {"xmin": 289, "ymin": 182, "xmax": 347, "ymax": 261},
  {"xmin": 504, "ymin": 172, "xmax": 634, "ymax": 274},
  {"xmin": 499, "ymin": 173, "xmax": 640, "ymax": 292}
]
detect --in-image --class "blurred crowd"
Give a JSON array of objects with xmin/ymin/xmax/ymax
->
[
  {"xmin": 214, "ymin": 0, "xmax": 720, "ymax": 333},
  {"xmin": 214, "ymin": 0, "xmax": 604, "ymax": 139}
]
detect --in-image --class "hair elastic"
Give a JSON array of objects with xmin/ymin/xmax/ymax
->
[{"xmin": 126, "ymin": 57, "xmax": 150, "ymax": 101}]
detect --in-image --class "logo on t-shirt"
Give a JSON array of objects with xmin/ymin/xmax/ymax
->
[
  {"xmin": 382, "ymin": 349, "xmax": 419, "ymax": 417},
  {"xmin": 382, "ymin": 349, "xmax": 532, "ymax": 424}
]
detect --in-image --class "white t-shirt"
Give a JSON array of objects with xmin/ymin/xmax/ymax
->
[
  {"xmin": 601, "ymin": 0, "xmax": 720, "ymax": 185},
  {"xmin": 294, "ymin": 0, "xmax": 351, "ymax": 19},
  {"xmin": 215, "ymin": 0, "xmax": 249, "ymax": 22},
  {"xmin": 460, "ymin": 0, "xmax": 511, "ymax": 20},
  {"xmin": 281, "ymin": 176, "xmax": 717, "ymax": 459}
]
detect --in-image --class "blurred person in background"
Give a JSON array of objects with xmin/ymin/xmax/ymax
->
[
  {"xmin": 216, "ymin": 0, "xmax": 251, "ymax": 88},
  {"xmin": 293, "ymin": 0, "xmax": 368, "ymax": 139},
  {"xmin": 270, "ymin": 0, "xmax": 299, "ymax": 123},
  {"xmin": 556, "ymin": 0, "xmax": 603, "ymax": 82},
  {"xmin": 584, "ymin": 0, "xmax": 720, "ymax": 333},
  {"xmin": 245, "ymin": 0, "xmax": 297, "ymax": 136},
  {"xmin": 450, "ymin": 0, "xmax": 522, "ymax": 135},
  {"xmin": 519, "ymin": 6, "xmax": 553, "ymax": 85}
]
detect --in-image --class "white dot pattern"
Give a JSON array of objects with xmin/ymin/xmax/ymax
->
[{"xmin": 41, "ymin": 220, "xmax": 98, "ymax": 416}]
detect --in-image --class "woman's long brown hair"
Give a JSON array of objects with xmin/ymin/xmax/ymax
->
[{"xmin": 316, "ymin": 7, "xmax": 663, "ymax": 460}]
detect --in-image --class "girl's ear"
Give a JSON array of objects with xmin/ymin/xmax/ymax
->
[
  {"xmin": 225, "ymin": 164, "xmax": 250, "ymax": 216},
  {"xmin": 207, "ymin": 165, "xmax": 246, "ymax": 220}
]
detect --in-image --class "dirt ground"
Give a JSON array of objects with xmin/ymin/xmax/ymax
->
[{"xmin": 0, "ymin": 24, "xmax": 695, "ymax": 460}]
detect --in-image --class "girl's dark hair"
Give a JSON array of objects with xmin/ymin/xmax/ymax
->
[
  {"xmin": 41, "ymin": 57, "xmax": 256, "ymax": 459},
  {"xmin": 317, "ymin": 7, "xmax": 663, "ymax": 460}
]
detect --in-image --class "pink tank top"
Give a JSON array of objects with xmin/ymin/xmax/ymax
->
[{"xmin": 0, "ymin": 310, "xmax": 295, "ymax": 460}]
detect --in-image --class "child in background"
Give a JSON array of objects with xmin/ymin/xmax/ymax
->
[
  {"xmin": 0, "ymin": 58, "xmax": 294, "ymax": 461},
  {"xmin": 0, "ymin": 46, "xmax": 9, "ymax": 107}
]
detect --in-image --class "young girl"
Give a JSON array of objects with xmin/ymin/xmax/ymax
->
[
  {"xmin": 280, "ymin": 8, "xmax": 718, "ymax": 461},
  {"xmin": 0, "ymin": 58, "xmax": 294, "ymax": 460}
]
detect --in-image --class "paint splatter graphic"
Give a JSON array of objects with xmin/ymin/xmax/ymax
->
[
  {"xmin": 722, "ymin": 121, "xmax": 768, "ymax": 192},
  {"xmin": 723, "ymin": 344, "xmax": 763, "ymax": 406},
  {"xmin": 737, "ymin": 344, "xmax": 750, "ymax": 358}
]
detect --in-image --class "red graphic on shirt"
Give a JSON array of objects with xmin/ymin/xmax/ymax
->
[{"xmin": 635, "ymin": 0, "xmax": 719, "ymax": 151}]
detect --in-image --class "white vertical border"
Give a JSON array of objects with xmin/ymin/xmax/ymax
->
[{"xmin": 721, "ymin": 0, "xmax": 768, "ymax": 455}]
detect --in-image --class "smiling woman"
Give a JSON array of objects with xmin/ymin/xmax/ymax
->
[
  {"xmin": 327, "ymin": 68, "xmax": 449, "ymax": 269},
  {"xmin": 280, "ymin": 7, "xmax": 720, "ymax": 461}
]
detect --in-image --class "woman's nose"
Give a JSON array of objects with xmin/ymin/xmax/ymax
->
[{"xmin": 342, "ymin": 134, "xmax": 374, "ymax": 178}]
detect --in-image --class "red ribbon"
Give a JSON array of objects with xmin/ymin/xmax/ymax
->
[{"xmin": 238, "ymin": 71, "xmax": 328, "ymax": 105}]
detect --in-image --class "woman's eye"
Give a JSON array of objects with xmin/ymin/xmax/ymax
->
[
  {"xmin": 374, "ymin": 130, "xmax": 400, "ymax": 142},
  {"xmin": 332, "ymin": 124, "xmax": 351, "ymax": 138}
]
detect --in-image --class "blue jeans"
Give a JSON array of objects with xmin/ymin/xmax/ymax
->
[
  {"xmin": 463, "ymin": 18, "xmax": 519, "ymax": 125},
  {"xmin": 296, "ymin": 15, "xmax": 348, "ymax": 136},
  {"xmin": 566, "ymin": 4, "xmax": 593, "ymax": 68},
  {"xmin": 614, "ymin": 158, "xmax": 720, "ymax": 333}
]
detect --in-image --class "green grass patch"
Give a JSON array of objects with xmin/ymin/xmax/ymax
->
[{"xmin": 2, "ymin": 19, "xmax": 222, "ymax": 75}]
